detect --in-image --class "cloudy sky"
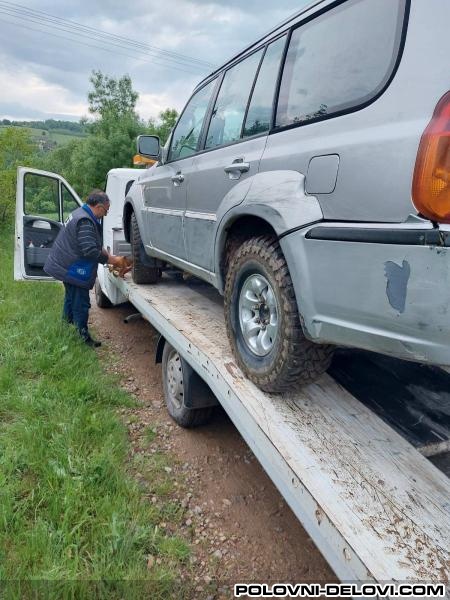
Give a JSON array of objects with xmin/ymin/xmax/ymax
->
[{"xmin": 0, "ymin": 0, "xmax": 310, "ymax": 122}]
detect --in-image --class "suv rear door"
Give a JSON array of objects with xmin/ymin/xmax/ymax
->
[{"xmin": 15, "ymin": 167, "xmax": 82, "ymax": 281}]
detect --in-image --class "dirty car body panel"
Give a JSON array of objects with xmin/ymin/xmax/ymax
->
[{"xmin": 125, "ymin": 0, "xmax": 450, "ymax": 368}]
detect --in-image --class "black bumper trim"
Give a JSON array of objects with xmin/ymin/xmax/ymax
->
[{"xmin": 305, "ymin": 226, "xmax": 450, "ymax": 246}]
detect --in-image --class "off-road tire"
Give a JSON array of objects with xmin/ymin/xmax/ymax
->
[
  {"xmin": 162, "ymin": 343, "xmax": 214, "ymax": 428},
  {"xmin": 95, "ymin": 278, "xmax": 112, "ymax": 308},
  {"xmin": 130, "ymin": 212, "xmax": 160, "ymax": 284},
  {"xmin": 224, "ymin": 235, "xmax": 334, "ymax": 392}
]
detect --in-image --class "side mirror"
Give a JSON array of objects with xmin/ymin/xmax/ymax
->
[{"xmin": 137, "ymin": 135, "xmax": 160, "ymax": 159}]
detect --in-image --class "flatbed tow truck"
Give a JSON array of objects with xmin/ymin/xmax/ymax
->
[
  {"xmin": 15, "ymin": 167, "xmax": 450, "ymax": 589},
  {"xmin": 112, "ymin": 271, "xmax": 450, "ymax": 585}
]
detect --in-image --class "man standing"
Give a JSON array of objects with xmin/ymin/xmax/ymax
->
[{"xmin": 44, "ymin": 189, "xmax": 122, "ymax": 347}]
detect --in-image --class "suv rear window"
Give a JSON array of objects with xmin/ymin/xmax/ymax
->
[
  {"xmin": 276, "ymin": 0, "xmax": 407, "ymax": 128},
  {"xmin": 205, "ymin": 49, "xmax": 263, "ymax": 150}
]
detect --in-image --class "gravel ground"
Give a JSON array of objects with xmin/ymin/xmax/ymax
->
[{"xmin": 90, "ymin": 297, "xmax": 336, "ymax": 597}]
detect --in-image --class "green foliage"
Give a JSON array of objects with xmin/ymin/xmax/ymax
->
[
  {"xmin": 0, "ymin": 128, "xmax": 34, "ymax": 225},
  {"xmin": 0, "ymin": 127, "xmax": 34, "ymax": 169},
  {"xmin": 0, "ymin": 70, "xmax": 179, "ymax": 221},
  {"xmin": 88, "ymin": 70, "xmax": 138, "ymax": 121},
  {"xmin": 148, "ymin": 109, "xmax": 178, "ymax": 145},
  {"xmin": 1, "ymin": 119, "xmax": 86, "ymax": 134},
  {"xmin": 0, "ymin": 231, "xmax": 191, "ymax": 599}
]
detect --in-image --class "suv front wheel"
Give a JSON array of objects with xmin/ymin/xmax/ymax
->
[
  {"xmin": 130, "ymin": 213, "xmax": 161, "ymax": 284},
  {"xmin": 224, "ymin": 235, "xmax": 333, "ymax": 392}
]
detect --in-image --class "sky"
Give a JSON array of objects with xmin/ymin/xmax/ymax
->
[{"xmin": 0, "ymin": 0, "xmax": 311, "ymax": 123}]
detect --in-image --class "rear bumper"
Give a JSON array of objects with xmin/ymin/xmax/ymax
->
[{"xmin": 280, "ymin": 222, "xmax": 450, "ymax": 366}]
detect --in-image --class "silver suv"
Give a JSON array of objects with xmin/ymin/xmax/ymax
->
[{"xmin": 124, "ymin": 0, "xmax": 450, "ymax": 392}]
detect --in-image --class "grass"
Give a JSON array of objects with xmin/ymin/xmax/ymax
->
[{"xmin": 0, "ymin": 228, "xmax": 191, "ymax": 599}]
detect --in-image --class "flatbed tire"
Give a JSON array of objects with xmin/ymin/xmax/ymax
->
[
  {"xmin": 162, "ymin": 343, "xmax": 214, "ymax": 428},
  {"xmin": 95, "ymin": 278, "xmax": 112, "ymax": 308}
]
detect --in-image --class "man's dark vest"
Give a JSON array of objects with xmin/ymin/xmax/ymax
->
[{"xmin": 44, "ymin": 206, "xmax": 103, "ymax": 289}]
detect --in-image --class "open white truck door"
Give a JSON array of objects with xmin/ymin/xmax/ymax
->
[{"xmin": 14, "ymin": 167, "xmax": 82, "ymax": 281}]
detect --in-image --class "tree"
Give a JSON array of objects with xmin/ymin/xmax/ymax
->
[
  {"xmin": 88, "ymin": 70, "xmax": 139, "ymax": 122},
  {"xmin": 148, "ymin": 109, "xmax": 178, "ymax": 145},
  {"xmin": 0, "ymin": 128, "xmax": 34, "ymax": 225}
]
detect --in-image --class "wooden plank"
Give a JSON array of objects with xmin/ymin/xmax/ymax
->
[
  {"xmin": 116, "ymin": 274, "xmax": 450, "ymax": 582},
  {"xmin": 329, "ymin": 350, "xmax": 450, "ymax": 456}
]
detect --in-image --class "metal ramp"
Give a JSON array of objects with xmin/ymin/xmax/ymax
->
[{"xmin": 115, "ymin": 274, "xmax": 450, "ymax": 583}]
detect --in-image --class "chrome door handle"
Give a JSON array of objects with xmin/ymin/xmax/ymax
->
[
  {"xmin": 224, "ymin": 160, "xmax": 250, "ymax": 174},
  {"xmin": 171, "ymin": 172, "xmax": 184, "ymax": 185}
]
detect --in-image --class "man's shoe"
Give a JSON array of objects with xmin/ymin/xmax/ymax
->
[{"xmin": 84, "ymin": 336, "xmax": 102, "ymax": 348}]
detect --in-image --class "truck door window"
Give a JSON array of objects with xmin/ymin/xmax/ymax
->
[
  {"xmin": 24, "ymin": 173, "xmax": 60, "ymax": 221},
  {"xmin": 243, "ymin": 35, "xmax": 287, "ymax": 137},
  {"xmin": 169, "ymin": 79, "xmax": 216, "ymax": 162},
  {"xmin": 276, "ymin": 0, "xmax": 407, "ymax": 128},
  {"xmin": 205, "ymin": 49, "xmax": 263, "ymax": 150},
  {"xmin": 62, "ymin": 184, "xmax": 79, "ymax": 222}
]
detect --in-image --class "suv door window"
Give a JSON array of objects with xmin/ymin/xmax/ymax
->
[
  {"xmin": 168, "ymin": 79, "xmax": 216, "ymax": 161},
  {"xmin": 276, "ymin": 0, "xmax": 407, "ymax": 127},
  {"xmin": 205, "ymin": 49, "xmax": 263, "ymax": 150},
  {"xmin": 243, "ymin": 35, "xmax": 287, "ymax": 137}
]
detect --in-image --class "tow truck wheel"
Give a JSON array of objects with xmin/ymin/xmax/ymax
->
[
  {"xmin": 162, "ymin": 343, "xmax": 215, "ymax": 428},
  {"xmin": 130, "ymin": 213, "xmax": 161, "ymax": 284},
  {"xmin": 224, "ymin": 235, "xmax": 334, "ymax": 393},
  {"xmin": 95, "ymin": 278, "xmax": 112, "ymax": 308}
]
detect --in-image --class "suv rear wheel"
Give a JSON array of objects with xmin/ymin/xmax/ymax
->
[
  {"xmin": 224, "ymin": 235, "xmax": 333, "ymax": 392},
  {"xmin": 130, "ymin": 213, "xmax": 160, "ymax": 284}
]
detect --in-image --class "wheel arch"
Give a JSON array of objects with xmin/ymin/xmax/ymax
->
[
  {"xmin": 215, "ymin": 212, "xmax": 278, "ymax": 293},
  {"xmin": 123, "ymin": 201, "xmax": 134, "ymax": 243}
]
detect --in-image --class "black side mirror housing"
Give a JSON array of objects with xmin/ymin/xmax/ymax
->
[{"xmin": 137, "ymin": 135, "xmax": 160, "ymax": 159}]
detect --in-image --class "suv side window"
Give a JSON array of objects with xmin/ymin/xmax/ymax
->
[
  {"xmin": 243, "ymin": 35, "xmax": 287, "ymax": 138},
  {"xmin": 205, "ymin": 49, "xmax": 263, "ymax": 150},
  {"xmin": 276, "ymin": 0, "xmax": 407, "ymax": 128},
  {"xmin": 169, "ymin": 79, "xmax": 216, "ymax": 161}
]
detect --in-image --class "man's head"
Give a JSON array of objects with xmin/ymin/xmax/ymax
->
[{"xmin": 86, "ymin": 189, "xmax": 110, "ymax": 218}]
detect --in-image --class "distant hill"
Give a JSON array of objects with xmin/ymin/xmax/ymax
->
[
  {"xmin": 0, "ymin": 120, "xmax": 87, "ymax": 150},
  {"xmin": 1, "ymin": 119, "xmax": 86, "ymax": 134}
]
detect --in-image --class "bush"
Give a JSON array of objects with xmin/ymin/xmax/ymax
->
[{"xmin": 0, "ymin": 128, "xmax": 34, "ymax": 227}]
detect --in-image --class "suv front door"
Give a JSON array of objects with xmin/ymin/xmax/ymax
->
[{"xmin": 141, "ymin": 79, "xmax": 217, "ymax": 263}]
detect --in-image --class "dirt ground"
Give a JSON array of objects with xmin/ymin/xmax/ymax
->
[{"xmin": 90, "ymin": 297, "xmax": 336, "ymax": 596}]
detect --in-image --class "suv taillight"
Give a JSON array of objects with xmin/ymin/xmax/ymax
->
[{"xmin": 412, "ymin": 91, "xmax": 450, "ymax": 223}]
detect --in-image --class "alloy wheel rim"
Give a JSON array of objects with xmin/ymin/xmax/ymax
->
[{"xmin": 238, "ymin": 273, "xmax": 279, "ymax": 357}]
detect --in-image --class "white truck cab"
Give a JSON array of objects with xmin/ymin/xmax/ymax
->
[{"xmin": 15, "ymin": 166, "xmax": 140, "ymax": 307}]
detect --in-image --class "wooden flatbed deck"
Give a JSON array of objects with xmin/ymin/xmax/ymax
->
[{"xmin": 115, "ymin": 273, "xmax": 450, "ymax": 584}]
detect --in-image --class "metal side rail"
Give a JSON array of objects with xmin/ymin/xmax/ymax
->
[{"xmin": 114, "ymin": 274, "xmax": 450, "ymax": 584}]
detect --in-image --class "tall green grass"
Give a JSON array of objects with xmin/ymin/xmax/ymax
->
[{"xmin": 0, "ymin": 229, "xmax": 190, "ymax": 599}]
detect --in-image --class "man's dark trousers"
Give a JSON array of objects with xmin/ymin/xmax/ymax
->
[{"xmin": 63, "ymin": 282, "xmax": 91, "ymax": 340}]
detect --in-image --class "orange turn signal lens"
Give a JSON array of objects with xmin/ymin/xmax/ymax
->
[
  {"xmin": 412, "ymin": 91, "xmax": 450, "ymax": 223},
  {"xmin": 133, "ymin": 154, "xmax": 156, "ymax": 167}
]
